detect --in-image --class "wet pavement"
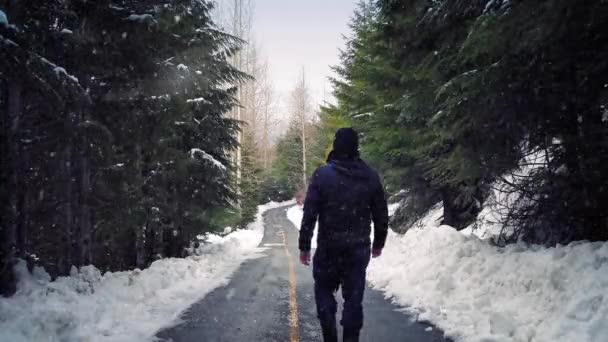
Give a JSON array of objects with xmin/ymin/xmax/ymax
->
[{"xmin": 156, "ymin": 205, "xmax": 451, "ymax": 342}]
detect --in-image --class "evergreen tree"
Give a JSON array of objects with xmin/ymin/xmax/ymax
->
[
  {"xmin": 1, "ymin": 0, "xmax": 245, "ymax": 294},
  {"xmin": 316, "ymin": 0, "xmax": 608, "ymax": 243}
]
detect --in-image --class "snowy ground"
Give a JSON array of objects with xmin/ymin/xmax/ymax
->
[
  {"xmin": 286, "ymin": 205, "xmax": 318, "ymax": 249},
  {"xmin": 288, "ymin": 203, "xmax": 608, "ymax": 342},
  {"xmin": 285, "ymin": 202, "xmax": 400, "ymax": 250},
  {"xmin": 0, "ymin": 201, "xmax": 293, "ymax": 342}
]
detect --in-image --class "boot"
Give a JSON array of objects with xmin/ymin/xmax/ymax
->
[
  {"xmin": 320, "ymin": 322, "xmax": 338, "ymax": 342},
  {"xmin": 343, "ymin": 329, "xmax": 360, "ymax": 342}
]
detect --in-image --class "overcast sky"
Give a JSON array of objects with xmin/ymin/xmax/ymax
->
[{"xmin": 251, "ymin": 0, "xmax": 358, "ymax": 113}]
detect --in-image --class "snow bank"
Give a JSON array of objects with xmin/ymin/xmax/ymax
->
[
  {"xmin": 0, "ymin": 10, "xmax": 8, "ymax": 27},
  {"xmin": 368, "ymin": 210, "xmax": 608, "ymax": 341},
  {"xmin": 288, "ymin": 194, "xmax": 608, "ymax": 341},
  {"xmin": 0, "ymin": 201, "xmax": 292, "ymax": 342},
  {"xmin": 287, "ymin": 202, "xmax": 397, "ymax": 250},
  {"xmin": 287, "ymin": 204, "xmax": 318, "ymax": 249}
]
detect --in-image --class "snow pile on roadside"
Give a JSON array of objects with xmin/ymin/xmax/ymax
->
[
  {"xmin": 286, "ymin": 204, "xmax": 318, "ymax": 249},
  {"xmin": 0, "ymin": 201, "xmax": 293, "ymax": 342},
  {"xmin": 0, "ymin": 10, "xmax": 8, "ymax": 27},
  {"xmin": 368, "ymin": 212, "xmax": 608, "ymax": 341},
  {"xmin": 287, "ymin": 201, "xmax": 404, "ymax": 250}
]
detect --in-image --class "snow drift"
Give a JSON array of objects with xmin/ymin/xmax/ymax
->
[
  {"xmin": 286, "ymin": 204, "xmax": 318, "ymax": 249},
  {"xmin": 285, "ymin": 202, "xmax": 400, "ymax": 250},
  {"xmin": 287, "ymin": 201, "xmax": 608, "ymax": 341},
  {"xmin": 367, "ymin": 206, "xmax": 608, "ymax": 342},
  {"xmin": 0, "ymin": 201, "xmax": 292, "ymax": 342}
]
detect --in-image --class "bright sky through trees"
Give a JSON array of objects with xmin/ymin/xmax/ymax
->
[{"xmin": 253, "ymin": 0, "xmax": 358, "ymax": 110}]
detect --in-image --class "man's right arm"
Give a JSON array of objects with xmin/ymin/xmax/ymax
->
[
  {"xmin": 370, "ymin": 176, "xmax": 389, "ymax": 254},
  {"xmin": 298, "ymin": 169, "xmax": 322, "ymax": 253}
]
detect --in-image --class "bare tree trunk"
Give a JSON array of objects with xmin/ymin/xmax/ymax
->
[
  {"xmin": 301, "ymin": 107, "xmax": 307, "ymax": 189},
  {"xmin": 134, "ymin": 143, "xmax": 146, "ymax": 269},
  {"xmin": 0, "ymin": 0, "xmax": 23, "ymax": 295},
  {"xmin": 300, "ymin": 69, "xmax": 307, "ymax": 189},
  {"xmin": 150, "ymin": 207, "xmax": 163, "ymax": 260},
  {"xmin": 1, "ymin": 80, "xmax": 22, "ymax": 295},
  {"xmin": 17, "ymin": 148, "xmax": 30, "ymax": 265},
  {"xmin": 233, "ymin": 0, "xmax": 243, "ymax": 200},
  {"xmin": 78, "ymin": 137, "xmax": 92, "ymax": 266},
  {"xmin": 262, "ymin": 102, "xmax": 269, "ymax": 169},
  {"xmin": 63, "ymin": 142, "xmax": 75, "ymax": 273},
  {"xmin": 259, "ymin": 59, "xmax": 274, "ymax": 170},
  {"xmin": 228, "ymin": 0, "xmax": 255, "ymax": 201}
]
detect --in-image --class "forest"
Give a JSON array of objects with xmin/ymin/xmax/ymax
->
[
  {"xmin": 2, "ymin": 0, "xmax": 608, "ymax": 298},
  {"xmin": 274, "ymin": 0, "xmax": 608, "ymax": 245}
]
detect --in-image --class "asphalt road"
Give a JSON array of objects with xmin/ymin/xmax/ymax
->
[{"xmin": 156, "ymin": 205, "xmax": 450, "ymax": 342}]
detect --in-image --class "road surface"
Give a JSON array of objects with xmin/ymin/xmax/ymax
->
[{"xmin": 157, "ymin": 205, "xmax": 450, "ymax": 342}]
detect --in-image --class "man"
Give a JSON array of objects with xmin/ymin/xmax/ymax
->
[{"xmin": 299, "ymin": 128, "xmax": 389, "ymax": 342}]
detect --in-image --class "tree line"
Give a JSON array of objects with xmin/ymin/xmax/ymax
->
[
  {"xmin": 269, "ymin": 0, "xmax": 608, "ymax": 247},
  {"xmin": 309, "ymin": 0, "xmax": 608, "ymax": 245},
  {"xmin": 0, "ymin": 0, "xmax": 248, "ymax": 295}
]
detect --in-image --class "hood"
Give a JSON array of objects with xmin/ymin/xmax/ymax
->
[{"xmin": 328, "ymin": 156, "xmax": 371, "ymax": 179}]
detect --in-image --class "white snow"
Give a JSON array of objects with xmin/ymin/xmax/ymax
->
[
  {"xmin": 368, "ymin": 203, "xmax": 608, "ymax": 341},
  {"xmin": 53, "ymin": 67, "xmax": 79, "ymax": 83},
  {"xmin": 288, "ymin": 185, "xmax": 608, "ymax": 341},
  {"xmin": 353, "ymin": 112, "xmax": 374, "ymax": 118},
  {"xmin": 149, "ymin": 94, "xmax": 170, "ymax": 101},
  {"xmin": 127, "ymin": 14, "xmax": 154, "ymax": 23},
  {"xmin": 186, "ymin": 97, "xmax": 210, "ymax": 104},
  {"xmin": 388, "ymin": 202, "xmax": 401, "ymax": 216},
  {"xmin": 41, "ymin": 57, "xmax": 79, "ymax": 84},
  {"xmin": 287, "ymin": 205, "xmax": 318, "ymax": 249},
  {"xmin": 177, "ymin": 63, "xmax": 188, "ymax": 71},
  {"xmin": 287, "ymin": 203, "xmax": 384, "ymax": 250},
  {"xmin": 1, "ymin": 37, "xmax": 18, "ymax": 47},
  {"xmin": 0, "ymin": 10, "xmax": 8, "ymax": 27},
  {"xmin": 162, "ymin": 57, "xmax": 175, "ymax": 66},
  {"xmin": 37, "ymin": 57, "xmax": 80, "ymax": 85},
  {"xmin": 0, "ymin": 201, "xmax": 292, "ymax": 342},
  {"xmin": 189, "ymin": 148, "xmax": 226, "ymax": 171},
  {"xmin": 483, "ymin": 0, "xmax": 511, "ymax": 14}
]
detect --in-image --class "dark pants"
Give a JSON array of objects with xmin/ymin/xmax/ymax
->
[{"xmin": 313, "ymin": 244, "xmax": 371, "ymax": 342}]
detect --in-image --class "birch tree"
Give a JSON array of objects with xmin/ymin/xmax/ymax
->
[{"xmin": 290, "ymin": 68, "xmax": 313, "ymax": 188}]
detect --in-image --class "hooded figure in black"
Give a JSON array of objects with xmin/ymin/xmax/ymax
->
[{"xmin": 299, "ymin": 128, "xmax": 389, "ymax": 342}]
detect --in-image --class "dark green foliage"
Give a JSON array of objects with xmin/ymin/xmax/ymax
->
[
  {"xmin": 270, "ymin": 123, "xmax": 308, "ymax": 197},
  {"xmin": 258, "ymin": 175, "xmax": 294, "ymax": 203},
  {"xmin": 238, "ymin": 129, "xmax": 265, "ymax": 227},
  {"xmin": 317, "ymin": 0, "xmax": 608, "ymax": 243},
  {"xmin": 1, "ymin": 0, "xmax": 244, "ymax": 294}
]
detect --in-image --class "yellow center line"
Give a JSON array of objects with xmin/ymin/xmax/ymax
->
[{"xmin": 281, "ymin": 230, "xmax": 300, "ymax": 342}]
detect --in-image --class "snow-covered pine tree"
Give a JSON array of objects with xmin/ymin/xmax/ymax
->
[
  {"xmin": 0, "ymin": 0, "xmax": 92, "ymax": 292},
  {"xmin": 1, "ymin": 0, "xmax": 245, "ymax": 294},
  {"xmin": 67, "ymin": 0, "xmax": 245, "ymax": 268}
]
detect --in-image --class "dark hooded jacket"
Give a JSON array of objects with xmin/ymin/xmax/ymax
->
[{"xmin": 298, "ymin": 155, "xmax": 389, "ymax": 252}]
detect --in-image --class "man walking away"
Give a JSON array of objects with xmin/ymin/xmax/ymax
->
[{"xmin": 298, "ymin": 128, "xmax": 389, "ymax": 342}]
